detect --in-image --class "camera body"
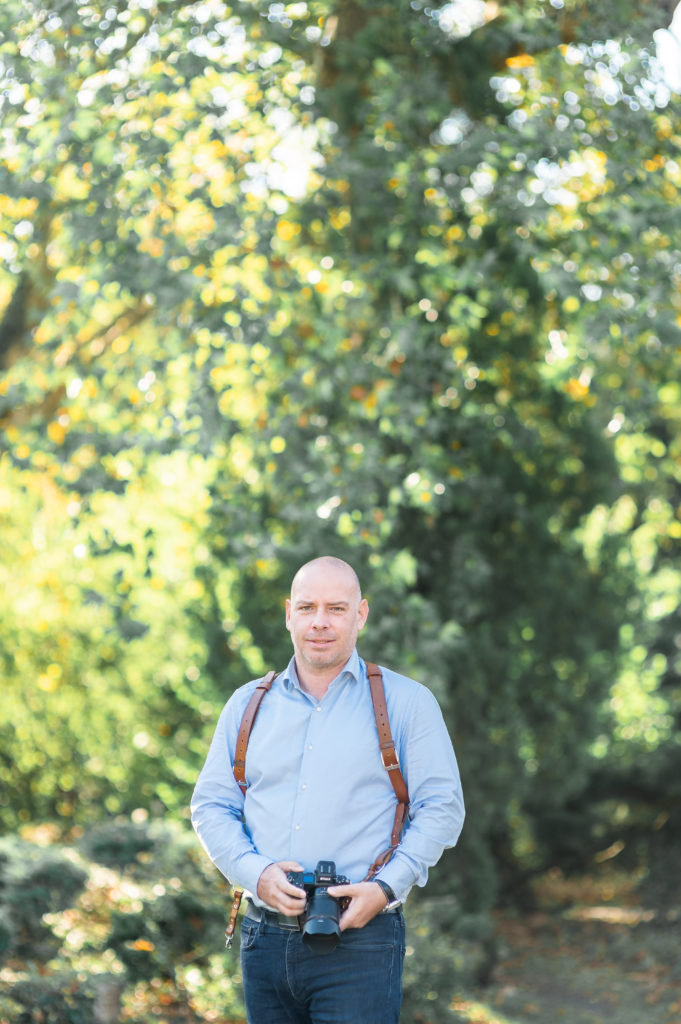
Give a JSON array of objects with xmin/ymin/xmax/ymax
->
[{"xmin": 287, "ymin": 860, "xmax": 349, "ymax": 954}]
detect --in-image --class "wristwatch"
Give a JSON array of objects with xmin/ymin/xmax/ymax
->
[{"xmin": 374, "ymin": 878, "xmax": 401, "ymax": 911}]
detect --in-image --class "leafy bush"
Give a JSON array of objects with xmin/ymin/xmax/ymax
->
[
  {"xmin": 78, "ymin": 820, "xmax": 157, "ymax": 870},
  {"xmin": 106, "ymin": 890, "xmax": 227, "ymax": 981},
  {"xmin": 9, "ymin": 974, "xmax": 97, "ymax": 1024},
  {"xmin": 0, "ymin": 906, "xmax": 14, "ymax": 957},
  {"xmin": 0, "ymin": 839, "xmax": 88, "ymax": 961},
  {"xmin": 0, "ymin": 818, "xmax": 491, "ymax": 1022},
  {"xmin": 401, "ymin": 896, "xmax": 496, "ymax": 1023}
]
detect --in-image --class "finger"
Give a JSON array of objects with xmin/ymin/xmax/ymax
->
[
  {"xmin": 338, "ymin": 904, "xmax": 364, "ymax": 931},
  {"xmin": 259, "ymin": 879, "xmax": 306, "ymax": 915},
  {"xmin": 327, "ymin": 883, "xmax": 355, "ymax": 897},
  {"xmin": 282, "ymin": 880, "xmax": 307, "ymax": 900},
  {"xmin": 276, "ymin": 864, "xmax": 307, "ymax": 898},
  {"xmin": 278, "ymin": 893, "xmax": 307, "ymax": 915},
  {"xmin": 276, "ymin": 860, "xmax": 305, "ymax": 872}
]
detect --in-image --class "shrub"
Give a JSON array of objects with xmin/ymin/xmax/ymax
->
[
  {"xmin": 106, "ymin": 890, "xmax": 226, "ymax": 982},
  {"xmin": 401, "ymin": 897, "xmax": 496, "ymax": 1023},
  {"xmin": 9, "ymin": 974, "xmax": 96, "ymax": 1024},
  {"xmin": 0, "ymin": 906, "xmax": 14, "ymax": 958},
  {"xmin": 0, "ymin": 840, "xmax": 88, "ymax": 961},
  {"xmin": 78, "ymin": 820, "xmax": 157, "ymax": 869}
]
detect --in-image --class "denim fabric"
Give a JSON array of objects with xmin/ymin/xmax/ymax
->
[{"xmin": 240, "ymin": 910, "xmax": 406, "ymax": 1024}]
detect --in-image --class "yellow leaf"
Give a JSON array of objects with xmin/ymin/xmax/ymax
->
[
  {"xmin": 131, "ymin": 939, "xmax": 155, "ymax": 951},
  {"xmin": 644, "ymin": 155, "xmax": 665, "ymax": 172},
  {"xmin": 112, "ymin": 336, "xmax": 130, "ymax": 355},
  {"xmin": 47, "ymin": 422, "xmax": 67, "ymax": 444},
  {"xmin": 329, "ymin": 209, "xmax": 351, "ymax": 230},
  {"xmin": 139, "ymin": 236, "xmax": 164, "ymax": 258},
  {"xmin": 506, "ymin": 54, "xmax": 535, "ymax": 68},
  {"xmin": 276, "ymin": 219, "xmax": 300, "ymax": 241},
  {"xmin": 565, "ymin": 378, "xmax": 589, "ymax": 399}
]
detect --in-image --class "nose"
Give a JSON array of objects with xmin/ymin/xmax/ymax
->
[{"xmin": 311, "ymin": 607, "xmax": 329, "ymax": 629}]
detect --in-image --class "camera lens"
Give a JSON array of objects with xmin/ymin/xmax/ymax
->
[{"xmin": 301, "ymin": 889, "xmax": 341, "ymax": 955}]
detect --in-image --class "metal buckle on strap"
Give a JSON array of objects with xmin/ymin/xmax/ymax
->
[{"xmin": 381, "ymin": 748, "xmax": 400, "ymax": 770}]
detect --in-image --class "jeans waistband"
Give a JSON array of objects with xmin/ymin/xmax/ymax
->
[
  {"xmin": 244, "ymin": 899, "xmax": 401, "ymax": 931},
  {"xmin": 245, "ymin": 901, "xmax": 301, "ymax": 930}
]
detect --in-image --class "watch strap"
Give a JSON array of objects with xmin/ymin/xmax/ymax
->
[{"xmin": 374, "ymin": 878, "xmax": 400, "ymax": 909}]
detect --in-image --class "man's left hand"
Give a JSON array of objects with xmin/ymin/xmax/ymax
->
[{"xmin": 327, "ymin": 881, "xmax": 388, "ymax": 931}]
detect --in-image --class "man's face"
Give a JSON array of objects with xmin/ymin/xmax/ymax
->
[{"xmin": 285, "ymin": 564, "xmax": 369, "ymax": 678}]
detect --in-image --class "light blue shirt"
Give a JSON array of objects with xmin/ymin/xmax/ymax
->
[{"xmin": 191, "ymin": 650, "xmax": 465, "ymax": 905}]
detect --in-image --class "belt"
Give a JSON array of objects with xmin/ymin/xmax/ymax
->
[
  {"xmin": 244, "ymin": 899, "xmax": 401, "ymax": 931},
  {"xmin": 245, "ymin": 901, "xmax": 301, "ymax": 930}
]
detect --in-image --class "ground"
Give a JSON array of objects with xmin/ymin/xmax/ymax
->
[{"xmin": 450, "ymin": 861, "xmax": 681, "ymax": 1024}]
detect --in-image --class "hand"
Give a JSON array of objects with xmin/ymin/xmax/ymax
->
[
  {"xmin": 256, "ymin": 861, "xmax": 307, "ymax": 916},
  {"xmin": 327, "ymin": 880, "xmax": 387, "ymax": 931}
]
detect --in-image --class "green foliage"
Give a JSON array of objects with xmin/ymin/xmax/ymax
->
[
  {"xmin": 107, "ymin": 891, "xmax": 226, "ymax": 982},
  {"xmin": 9, "ymin": 974, "xmax": 97, "ymax": 1024},
  {"xmin": 402, "ymin": 896, "xmax": 496, "ymax": 1022},
  {"xmin": 78, "ymin": 821, "xmax": 158, "ymax": 870},
  {"xmin": 1, "ymin": 819, "xmax": 678, "ymax": 1023},
  {"xmin": 0, "ymin": 839, "xmax": 88, "ymax": 962},
  {"xmin": 0, "ymin": 822, "xmax": 491, "ymax": 1022},
  {"xmin": 0, "ymin": 907, "xmax": 13, "ymax": 959}
]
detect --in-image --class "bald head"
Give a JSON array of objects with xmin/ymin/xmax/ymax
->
[{"xmin": 290, "ymin": 557, "xmax": 362, "ymax": 603}]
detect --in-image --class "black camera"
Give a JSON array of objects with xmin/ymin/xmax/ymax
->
[{"xmin": 287, "ymin": 860, "xmax": 349, "ymax": 954}]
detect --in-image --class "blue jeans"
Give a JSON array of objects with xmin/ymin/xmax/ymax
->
[{"xmin": 240, "ymin": 909, "xmax": 405, "ymax": 1024}]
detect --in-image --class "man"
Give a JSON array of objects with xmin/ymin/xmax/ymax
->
[{"xmin": 191, "ymin": 556, "xmax": 465, "ymax": 1024}]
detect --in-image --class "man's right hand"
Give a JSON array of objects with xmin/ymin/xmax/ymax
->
[{"xmin": 256, "ymin": 861, "xmax": 307, "ymax": 916}]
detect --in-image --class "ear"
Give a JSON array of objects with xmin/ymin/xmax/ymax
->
[
  {"xmin": 285, "ymin": 597, "xmax": 292, "ymax": 631},
  {"xmin": 357, "ymin": 598, "xmax": 369, "ymax": 631}
]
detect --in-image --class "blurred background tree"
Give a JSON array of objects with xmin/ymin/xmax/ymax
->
[{"xmin": 1, "ymin": 0, "xmax": 680, "ymax": 925}]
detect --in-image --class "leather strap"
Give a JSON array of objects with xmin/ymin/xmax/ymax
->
[
  {"xmin": 225, "ymin": 888, "xmax": 244, "ymax": 948},
  {"xmin": 365, "ymin": 662, "xmax": 409, "ymax": 806},
  {"xmin": 226, "ymin": 669, "xmax": 278, "ymax": 947},
  {"xmin": 363, "ymin": 661, "xmax": 410, "ymax": 879},
  {"xmin": 232, "ymin": 670, "xmax": 278, "ymax": 795}
]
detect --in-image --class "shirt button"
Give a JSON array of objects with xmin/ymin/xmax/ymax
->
[
  {"xmin": 302, "ymin": 784, "xmax": 307, "ymax": 790},
  {"xmin": 315, "ymin": 706, "xmax": 322, "ymax": 712},
  {"xmin": 308, "ymin": 745, "xmax": 313, "ymax": 751},
  {"xmin": 295, "ymin": 824, "xmax": 301, "ymax": 830}
]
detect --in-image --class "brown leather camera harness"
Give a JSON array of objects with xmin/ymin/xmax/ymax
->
[{"xmin": 224, "ymin": 661, "xmax": 410, "ymax": 947}]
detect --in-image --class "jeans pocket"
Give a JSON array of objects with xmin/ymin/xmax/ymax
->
[
  {"xmin": 240, "ymin": 918, "xmax": 259, "ymax": 952},
  {"xmin": 342, "ymin": 914, "xmax": 404, "ymax": 953}
]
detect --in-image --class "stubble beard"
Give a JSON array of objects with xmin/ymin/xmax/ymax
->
[{"xmin": 300, "ymin": 636, "xmax": 347, "ymax": 673}]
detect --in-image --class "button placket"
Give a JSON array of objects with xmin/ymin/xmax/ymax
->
[{"xmin": 290, "ymin": 703, "xmax": 324, "ymax": 855}]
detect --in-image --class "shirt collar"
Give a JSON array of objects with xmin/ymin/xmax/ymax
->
[{"xmin": 281, "ymin": 648, "xmax": 363, "ymax": 692}]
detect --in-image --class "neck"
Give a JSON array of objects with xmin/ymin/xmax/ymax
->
[{"xmin": 294, "ymin": 661, "xmax": 340, "ymax": 701}]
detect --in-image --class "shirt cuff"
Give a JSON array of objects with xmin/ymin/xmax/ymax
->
[
  {"xmin": 233, "ymin": 853, "xmax": 276, "ymax": 899},
  {"xmin": 374, "ymin": 863, "xmax": 410, "ymax": 903}
]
